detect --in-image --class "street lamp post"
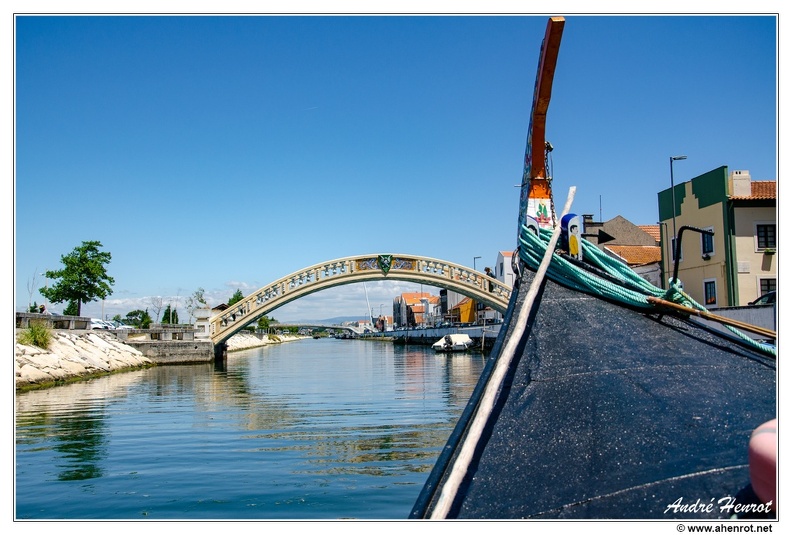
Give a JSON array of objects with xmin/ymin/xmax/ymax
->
[
  {"xmin": 669, "ymin": 155, "xmax": 687, "ymax": 252},
  {"xmin": 657, "ymin": 221, "xmax": 669, "ymax": 289},
  {"xmin": 473, "ymin": 256, "xmax": 481, "ymax": 272}
]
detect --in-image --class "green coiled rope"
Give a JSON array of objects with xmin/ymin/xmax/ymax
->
[{"xmin": 518, "ymin": 224, "xmax": 776, "ymax": 357}]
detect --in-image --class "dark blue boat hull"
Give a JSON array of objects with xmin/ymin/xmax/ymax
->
[{"xmin": 411, "ymin": 271, "xmax": 776, "ymax": 519}]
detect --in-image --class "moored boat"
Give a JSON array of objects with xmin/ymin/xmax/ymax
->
[{"xmin": 432, "ymin": 334, "xmax": 473, "ymax": 352}]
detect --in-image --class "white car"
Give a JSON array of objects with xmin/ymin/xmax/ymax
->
[{"xmin": 90, "ymin": 318, "xmax": 109, "ymax": 330}]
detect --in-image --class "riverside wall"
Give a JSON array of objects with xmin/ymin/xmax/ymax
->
[
  {"xmin": 15, "ymin": 330, "xmax": 306, "ymax": 390},
  {"xmin": 15, "ymin": 330, "xmax": 152, "ymax": 390},
  {"xmin": 123, "ymin": 340, "xmax": 214, "ymax": 363},
  {"xmin": 224, "ymin": 331, "xmax": 306, "ymax": 352}
]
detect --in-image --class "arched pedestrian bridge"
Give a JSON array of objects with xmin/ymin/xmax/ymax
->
[{"xmin": 210, "ymin": 253, "xmax": 513, "ymax": 347}]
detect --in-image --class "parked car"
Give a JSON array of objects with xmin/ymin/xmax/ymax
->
[
  {"xmin": 749, "ymin": 291, "xmax": 776, "ymax": 306},
  {"xmin": 90, "ymin": 318, "xmax": 110, "ymax": 330}
]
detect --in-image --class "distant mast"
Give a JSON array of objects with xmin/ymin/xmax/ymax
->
[
  {"xmin": 518, "ymin": 16, "xmax": 565, "ymax": 237},
  {"xmin": 363, "ymin": 282, "xmax": 373, "ymax": 324}
]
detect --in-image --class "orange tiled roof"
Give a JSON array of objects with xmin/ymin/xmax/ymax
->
[
  {"xmin": 400, "ymin": 292, "xmax": 429, "ymax": 301},
  {"xmin": 730, "ymin": 181, "xmax": 776, "ymax": 200},
  {"xmin": 450, "ymin": 296, "xmax": 472, "ymax": 311},
  {"xmin": 401, "ymin": 292, "xmax": 440, "ymax": 306},
  {"xmin": 751, "ymin": 181, "xmax": 776, "ymax": 199},
  {"xmin": 605, "ymin": 245, "xmax": 661, "ymax": 266},
  {"xmin": 638, "ymin": 225, "xmax": 661, "ymax": 243}
]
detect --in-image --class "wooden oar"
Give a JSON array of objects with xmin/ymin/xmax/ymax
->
[{"xmin": 647, "ymin": 296, "xmax": 776, "ymax": 339}]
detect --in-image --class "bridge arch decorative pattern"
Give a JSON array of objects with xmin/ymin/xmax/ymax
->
[{"xmin": 210, "ymin": 253, "xmax": 512, "ymax": 346}]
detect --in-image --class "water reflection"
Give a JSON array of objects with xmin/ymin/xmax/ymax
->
[
  {"xmin": 52, "ymin": 413, "xmax": 108, "ymax": 481},
  {"xmin": 16, "ymin": 340, "xmax": 486, "ymax": 519},
  {"xmin": 16, "ymin": 370, "xmax": 148, "ymax": 483}
]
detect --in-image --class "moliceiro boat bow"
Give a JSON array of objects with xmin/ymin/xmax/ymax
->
[{"xmin": 410, "ymin": 16, "xmax": 776, "ymax": 520}]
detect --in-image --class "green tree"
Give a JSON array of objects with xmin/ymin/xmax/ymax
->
[
  {"xmin": 40, "ymin": 241, "xmax": 114, "ymax": 317},
  {"xmin": 228, "ymin": 289, "xmax": 244, "ymax": 306},
  {"xmin": 28, "ymin": 301, "xmax": 38, "ymax": 313},
  {"xmin": 161, "ymin": 304, "xmax": 179, "ymax": 324},
  {"xmin": 257, "ymin": 315, "xmax": 273, "ymax": 331},
  {"xmin": 125, "ymin": 309, "xmax": 152, "ymax": 329},
  {"xmin": 63, "ymin": 300, "xmax": 79, "ymax": 316}
]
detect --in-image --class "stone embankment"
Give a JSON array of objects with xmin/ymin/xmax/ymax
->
[
  {"xmin": 15, "ymin": 331, "xmax": 152, "ymax": 390},
  {"xmin": 15, "ymin": 330, "xmax": 307, "ymax": 390},
  {"xmin": 224, "ymin": 332, "xmax": 306, "ymax": 351}
]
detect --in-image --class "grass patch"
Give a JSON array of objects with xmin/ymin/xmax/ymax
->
[{"xmin": 17, "ymin": 321, "xmax": 52, "ymax": 350}]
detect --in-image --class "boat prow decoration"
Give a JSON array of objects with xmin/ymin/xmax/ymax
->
[{"xmin": 518, "ymin": 16, "xmax": 565, "ymax": 236}]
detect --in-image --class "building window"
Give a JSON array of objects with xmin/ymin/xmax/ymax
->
[
  {"xmin": 671, "ymin": 237, "xmax": 683, "ymax": 261},
  {"xmin": 701, "ymin": 227, "xmax": 714, "ymax": 256},
  {"xmin": 760, "ymin": 278, "xmax": 776, "ymax": 295},
  {"xmin": 756, "ymin": 223, "xmax": 776, "ymax": 250},
  {"xmin": 704, "ymin": 279, "xmax": 717, "ymax": 307}
]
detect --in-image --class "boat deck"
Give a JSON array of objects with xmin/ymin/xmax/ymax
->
[{"xmin": 411, "ymin": 270, "xmax": 776, "ymax": 519}]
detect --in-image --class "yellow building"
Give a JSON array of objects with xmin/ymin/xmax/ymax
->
[
  {"xmin": 657, "ymin": 167, "xmax": 776, "ymax": 307},
  {"xmin": 448, "ymin": 297, "xmax": 477, "ymax": 324}
]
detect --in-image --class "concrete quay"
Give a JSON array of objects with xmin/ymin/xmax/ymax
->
[{"xmin": 391, "ymin": 323, "xmax": 503, "ymax": 350}]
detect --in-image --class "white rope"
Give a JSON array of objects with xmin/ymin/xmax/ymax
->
[{"xmin": 429, "ymin": 186, "xmax": 577, "ymax": 519}]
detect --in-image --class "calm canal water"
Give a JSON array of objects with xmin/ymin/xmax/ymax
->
[{"xmin": 15, "ymin": 338, "xmax": 486, "ymax": 520}]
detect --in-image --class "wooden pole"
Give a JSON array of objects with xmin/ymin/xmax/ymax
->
[{"xmin": 647, "ymin": 297, "xmax": 776, "ymax": 339}]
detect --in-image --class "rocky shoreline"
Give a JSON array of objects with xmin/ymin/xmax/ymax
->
[
  {"xmin": 224, "ymin": 331, "xmax": 306, "ymax": 352},
  {"xmin": 15, "ymin": 330, "xmax": 306, "ymax": 390}
]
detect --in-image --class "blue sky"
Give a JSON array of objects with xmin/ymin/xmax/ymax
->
[{"xmin": 13, "ymin": 12, "xmax": 779, "ymax": 322}]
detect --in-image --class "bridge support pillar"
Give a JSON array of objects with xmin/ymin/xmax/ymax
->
[{"xmin": 213, "ymin": 342, "xmax": 227, "ymax": 363}]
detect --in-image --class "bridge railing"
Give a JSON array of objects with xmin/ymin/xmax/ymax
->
[{"xmin": 209, "ymin": 254, "xmax": 512, "ymax": 345}]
